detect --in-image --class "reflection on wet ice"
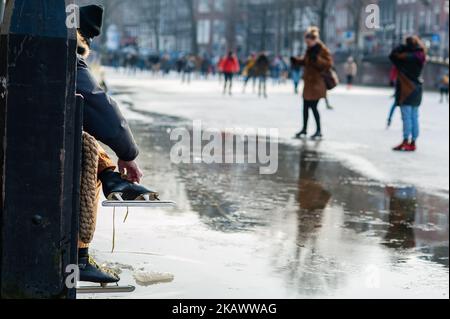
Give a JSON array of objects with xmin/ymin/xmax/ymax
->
[{"xmin": 127, "ymin": 112, "xmax": 448, "ymax": 297}]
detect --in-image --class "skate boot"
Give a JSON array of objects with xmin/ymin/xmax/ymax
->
[
  {"xmin": 295, "ymin": 130, "xmax": 307, "ymax": 139},
  {"xmin": 78, "ymin": 255, "xmax": 120, "ymax": 286},
  {"xmin": 408, "ymin": 141, "xmax": 417, "ymax": 152},
  {"xmin": 100, "ymin": 170, "xmax": 159, "ymax": 201},
  {"xmin": 393, "ymin": 140, "xmax": 410, "ymax": 152},
  {"xmin": 311, "ymin": 131, "xmax": 323, "ymax": 140}
]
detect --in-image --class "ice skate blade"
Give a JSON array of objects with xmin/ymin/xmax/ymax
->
[
  {"xmin": 77, "ymin": 285, "xmax": 136, "ymax": 294},
  {"xmin": 102, "ymin": 200, "xmax": 176, "ymax": 208}
]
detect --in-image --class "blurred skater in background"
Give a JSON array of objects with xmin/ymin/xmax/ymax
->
[{"xmin": 390, "ymin": 36, "xmax": 427, "ymax": 152}]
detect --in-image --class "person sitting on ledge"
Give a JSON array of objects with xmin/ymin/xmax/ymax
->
[{"xmin": 76, "ymin": 4, "xmax": 156, "ymax": 285}]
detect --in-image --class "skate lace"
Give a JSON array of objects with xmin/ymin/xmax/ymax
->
[{"xmin": 111, "ymin": 206, "xmax": 130, "ymax": 253}]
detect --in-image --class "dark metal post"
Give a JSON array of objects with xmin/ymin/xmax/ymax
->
[{"xmin": 0, "ymin": 0, "xmax": 79, "ymax": 299}]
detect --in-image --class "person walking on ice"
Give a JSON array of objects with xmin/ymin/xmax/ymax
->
[
  {"xmin": 344, "ymin": 56, "xmax": 357, "ymax": 90},
  {"xmin": 255, "ymin": 52, "xmax": 270, "ymax": 99},
  {"xmin": 242, "ymin": 54, "xmax": 257, "ymax": 93},
  {"xmin": 290, "ymin": 56, "xmax": 303, "ymax": 94},
  {"xmin": 390, "ymin": 36, "xmax": 427, "ymax": 152},
  {"xmin": 293, "ymin": 27, "xmax": 334, "ymax": 140}
]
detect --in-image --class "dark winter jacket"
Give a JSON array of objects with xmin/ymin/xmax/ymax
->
[
  {"xmin": 254, "ymin": 54, "xmax": 270, "ymax": 77},
  {"xmin": 389, "ymin": 45, "xmax": 426, "ymax": 107},
  {"xmin": 76, "ymin": 57, "xmax": 139, "ymax": 161}
]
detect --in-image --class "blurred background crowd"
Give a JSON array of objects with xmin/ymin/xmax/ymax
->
[{"xmin": 67, "ymin": 0, "xmax": 450, "ymax": 89}]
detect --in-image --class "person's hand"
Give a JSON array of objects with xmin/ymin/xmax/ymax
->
[{"xmin": 118, "ymin": 160, "xmax": 143, "ymax": 183}]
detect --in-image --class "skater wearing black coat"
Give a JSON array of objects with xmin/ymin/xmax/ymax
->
[
  {"xmin": 389, "ymin": 36, "xmax": 426, "ymax": 152},
  {"xmin": 255, "ymin": 52, "xmax": 270, "ymax": 98}
]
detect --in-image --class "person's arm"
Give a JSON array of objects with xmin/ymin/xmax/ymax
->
[
  {"xmin": 234, "ymin": 57, "xmax": 241, "ymax": 73},
  {"xmin": 389, "ymin": 45, "xmax": 406, "ymax": 66},
  {"xmin": 77, "ymin": 59, "xmax": 139, "ymax": 163},
  {"xmin": 315, "ymin": 48, "xmax": 333, "ymax": 71},
  {"xmin": 291, "ymin": 56, "xmax": 305, "ymax": 66}
]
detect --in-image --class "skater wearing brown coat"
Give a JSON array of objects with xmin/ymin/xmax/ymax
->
[{"xmin": 293, "ymin": 27, "xmax": 333, "ymax": 139}]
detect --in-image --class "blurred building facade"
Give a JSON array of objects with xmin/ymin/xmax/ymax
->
[{"xmin": 74, "ymin": 0, "xmax": 449, "ymax": 59}]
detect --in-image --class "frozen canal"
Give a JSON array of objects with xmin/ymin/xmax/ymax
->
[{"xmin": 85, "ymin": 74, "xmax": 449, "ymax": 299}]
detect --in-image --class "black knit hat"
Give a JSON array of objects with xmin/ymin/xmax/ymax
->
[{"xmin": 79, "ymin": 5, "xmax": 104, "ymax": 39}]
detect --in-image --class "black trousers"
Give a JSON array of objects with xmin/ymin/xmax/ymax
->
[{"xmin": 302, "ymin": 99, "xmax": 321, "ymax": 133}]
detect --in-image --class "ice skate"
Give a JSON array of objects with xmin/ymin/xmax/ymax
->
[
  {"xmin": 78, "ymin": 255, "xmax": 119, "ymax": 285},
  {"xmin": 408, "ymin": 141, "xmax": 417, "ymax": 152},
  {"xmin": 310, "ymin": 131, "xmax": 323, "ymax": 140},
  {"xmin": 295, "ymin": 130, "xmax": 308, "ymax": 139},
  {"xmin": 100, "ymin": 170, "xmax": 176, "ymax": 208},
  {"xmin": 77, "ymin": 284, "xmax": 136, "ymax": 294},
  {"xmin": 76, "ymin": 250, "xmax": 136, "ymax": 294},
  {"xmin": 393, "ymin": 140, "xmax": 413, "ymax": 152}
]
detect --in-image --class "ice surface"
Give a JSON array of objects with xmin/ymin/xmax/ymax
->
[
  {"xmin": 107, "ymin": 70, "xmax": 449, "ymax": 197},
  {"xmin": 78, "ymin": 70, "xmax": 449, "ymax": 300}
]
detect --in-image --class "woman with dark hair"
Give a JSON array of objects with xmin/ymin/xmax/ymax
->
[
  {"xmin": 390, "ymin": 36, "xmax": 427, "ymax": 152},
  {"xmin": 292, "ymin": 27, "xmax": 334, "ymax": 140}
]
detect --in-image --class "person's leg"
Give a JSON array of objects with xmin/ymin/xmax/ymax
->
[
  {"xmin": 223, "ymin": 74, "xmax": 228, "ymax": 94},
  {"xmin": 394, "ymin": 106, "xmax": 413, "ymax": 151},
  {"xmin": 400, "ymin": 106, "xmax": 413, "ymax": 142},
  {"xmin": 243, "ymin": 76, "xmax": 249, "ymax": 93},
  {"xmin": 263, "ymin": 76, "xmax": 268, "ymax": 97},
  {"xmin": 229, "ymin": 74, "xmax": 233, "ymax": 95},
  {"xmin": 302, "ymin": 100, "xmax": 311, "ymax": 132},
  {"xmin": 258, "ymin": 76, "xmax": 262, "ymax": 97},
  {"xmin": 310, "ymin": 100, "xmax": 322, "ymax": 135},
  {"xmin": 292, "ymin": 71, "xmax": 299, "ymax": 93},
  {"xmin": 411, "ymin": 107, "xmax": 420, "ymax": 142},
  {"xmin": 78, "ymin": 143, "xmax": 116, "ymax": 250},
  {"xmin": 78, "ymin": 138, "xmax": 120, "ymax": 284},
  {"xmin": 294, "ymin": 81, "xmax": 299, "ymax": 93}
]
